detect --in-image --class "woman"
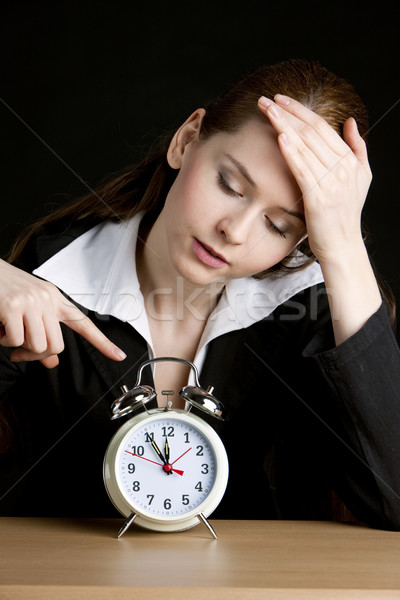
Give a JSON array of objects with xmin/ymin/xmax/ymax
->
[{"xmin": 1, "ymin": 59, "xmax": 399, "ymax": 528}]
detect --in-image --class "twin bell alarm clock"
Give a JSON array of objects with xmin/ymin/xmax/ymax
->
[{"xmin": 103, "ymin": 357, "xmax": 229, "ymax": 538}]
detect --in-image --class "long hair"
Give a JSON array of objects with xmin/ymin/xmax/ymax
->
[
  {"xmin": 2, "ymin": 61, "xmax": 396, "ymax": 520},
  {"xmin": 7, "ymin": 58, "xmax": 395, "ymax": 322},
  {"xmin": 6, "ymin": 59, "xmax": 370, "ymax": 262}
]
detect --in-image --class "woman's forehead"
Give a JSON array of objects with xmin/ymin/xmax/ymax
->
[
  {"xmin": 206, "ymin": 118, "xmax": 282, "ymax": 163},
  {"xmin": 207, "ymin": 119, "xmax": 302, "ymax": 206}
]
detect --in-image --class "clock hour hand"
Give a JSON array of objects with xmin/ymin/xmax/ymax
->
[
  {"xmin": 151, "ymin": 438, "xmax": 180, "ymax": 476},
  {"xmin": 164, "ymin": 437, "xmax": 172, "ymax": 475},
  {"xmin": 164, "ymin": 438, "xmax": 170, "ymax": 462}
]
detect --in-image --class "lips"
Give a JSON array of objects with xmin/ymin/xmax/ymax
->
[
  {"xmin": 200, "ymin": 241, "xmax": 227, "ymax": 263},
  {"xmin": 193, "ymin": 238, "xmax": 228, "ymax": 268}
]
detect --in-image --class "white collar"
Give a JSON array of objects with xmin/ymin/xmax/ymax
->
[{"xmin": 33, "ymin": 212, "xmax": 324, "ymax": 361}]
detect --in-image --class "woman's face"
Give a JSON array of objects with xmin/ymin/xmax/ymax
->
[{"xmin": 157, "ymin": 114, "xmax": 307, "ymax": 286}]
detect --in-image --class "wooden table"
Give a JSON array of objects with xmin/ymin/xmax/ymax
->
[{"xmin": 0, "ymin": 518, "xmax": 400, "ymax": 599}]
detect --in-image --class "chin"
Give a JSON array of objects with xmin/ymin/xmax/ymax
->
[
  {"xmin": 180, "ymin": 269, "xmax": 222, "ymax": 287},
  {"xmin": 172, "ymin": 259, "xmax": 226, "ymax": 287}
]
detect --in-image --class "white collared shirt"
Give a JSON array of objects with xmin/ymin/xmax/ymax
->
[{"xmin": 33, "ymin": 213, "xmax": 324, "ymax": 383}]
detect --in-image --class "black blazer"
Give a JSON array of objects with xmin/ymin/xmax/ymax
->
[{"xmin": 1, "ymin": 219, "xmax": 400, "ymax": 529}]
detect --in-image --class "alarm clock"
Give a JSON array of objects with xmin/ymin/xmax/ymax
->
[{"xmin": 103, "ymin": 357, "xmax": 229, "ymax": 538}]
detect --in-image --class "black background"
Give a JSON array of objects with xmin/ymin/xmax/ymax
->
[{"xmin": 1, "ymin": 1, "xmax": 399, "ymax": 337}]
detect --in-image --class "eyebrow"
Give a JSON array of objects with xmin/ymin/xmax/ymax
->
[
  {"xmin": 224, "ymin": 153, "xmax": 305, "ymax": 223},
  {"xmin": 277, "ymin": 206, "xmax": 305, "ymax": 223},
  {"xmin": 224, "ymin": 153, "xmax": 257, "ymax": 188}
]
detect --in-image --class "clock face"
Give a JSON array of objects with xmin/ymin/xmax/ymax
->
[{"xmin": 104, "ymin": 410, "xmax": 228, "ymax": 531}]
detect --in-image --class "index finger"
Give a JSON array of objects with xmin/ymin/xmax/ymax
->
[
  {"xmin": 62, "ymin": 307, "xmax": 127, "ymax": 361},
  {"xmin": 260, "ymin": 94, "xmax": 346, "ymax": 155}
]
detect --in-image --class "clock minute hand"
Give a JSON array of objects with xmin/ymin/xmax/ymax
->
[
  {"xmin": 150, "ymin": 439, "xmax": 168, "ymax": 465},
  {"xmin": 151, "ymin": 438, "xmax": 185, "ymax": 476}
]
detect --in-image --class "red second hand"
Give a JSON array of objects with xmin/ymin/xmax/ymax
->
[
  {"xmin": 125, "ymin": 451, "xmax": 184, "ymax": 476},
  {"xmin": 125, "ymin": 451, "xmax": 163, "ymax": 466},
  {"xmin": 171, "ymin": 447, "xmax": 192, "ymax": 465}
]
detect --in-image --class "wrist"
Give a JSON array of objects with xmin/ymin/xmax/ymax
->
[
  {"xmin": 316, "ymin": 236, "xmax": 367, "ymax": 273},
  {"xmin": 317, "ymin": 242, "xmax": 382, "ymax": 346}
]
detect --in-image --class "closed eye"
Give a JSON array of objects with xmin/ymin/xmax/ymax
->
[
  {"xmin": 265, "ymin": 216, "xmax": 287, "ymax": 239},
  {"xmin": 218, "ymin": 171, "xmax": 287, "ymax": 239},
  {"xmin": 217, "ymin": 172, "xmax": 243, "ymax": 197}
]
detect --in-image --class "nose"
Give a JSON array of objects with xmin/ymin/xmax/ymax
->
[{"xmin": 217, "ymin": 210, "xmax": 253, "ymax": 245}]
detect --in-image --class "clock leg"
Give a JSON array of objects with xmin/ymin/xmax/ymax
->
[
  {"xmin": 116, "ymin": 512, "xmax": 137, "ymax": 539},
  {"xmin": 198, "ymin": 513, "xmax": 218, "ymax": 539}
]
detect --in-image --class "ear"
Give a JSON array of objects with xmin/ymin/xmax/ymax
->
[{"xmin": 167, "ymin": 108, "xmax": 206, "ymax": 170}]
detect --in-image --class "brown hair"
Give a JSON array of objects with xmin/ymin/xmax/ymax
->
[
  {"xmin": 7, "ymin": 58, "xmax": 395, "ymax": 321},
  {"xmin": 7, "ymin": 59, "xmax": 369, "ymax": 264},
  {"xmin": 199, "ymin": 59, "xmax": 370, "ymax": 276},
  {"xmin": 1, "ymin": 60, "xmax": 395, "ymax": 517}
]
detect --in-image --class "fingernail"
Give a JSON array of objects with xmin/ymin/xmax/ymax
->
[
  {"xmin": 275, "ymin": 94, "xmax": 291, "ymax": 105},
  {"xmin": 258, "ymin": 96, "xmax": 273, "ymax": 109},
  {"xmin": 113, "ymin": 346, "xmax": 127, "ymax": 360}
]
